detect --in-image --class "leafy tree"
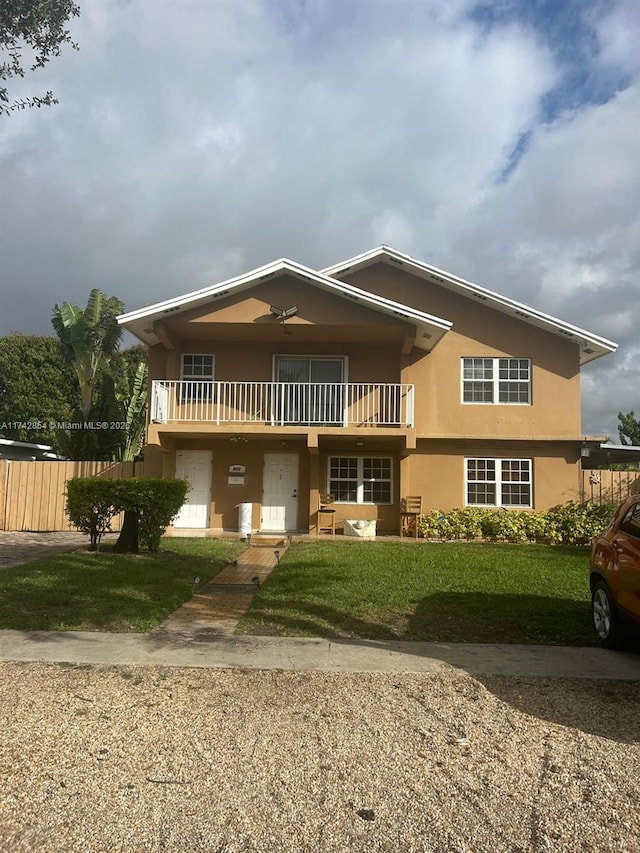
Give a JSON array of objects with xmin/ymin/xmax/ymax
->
[
  {"xmin": 1, "ymin": 0, "xmax": 80, "ymax": 115},
  {"xmin": 0, "ymin": 334, "xmax": 77, "ymax": 450},
  {"xmin": 617, "ymin": 411, "xmax": 640, "ymax": 446},
  {"xmin": 113, "ymin": 359, "xmax": 148, "ymax": 461},
  {"xmin": 52, "ymin": 289, "xmax": 124, "ymax": 419},
  {"xmin": 52, "ymin": 291, "xmax": 149, "ymax": 461}
]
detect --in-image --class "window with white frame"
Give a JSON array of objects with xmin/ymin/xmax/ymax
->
[
  {"xmin": 328, "ymin": 456, "xmax": 392, "ymax": 504},
  {"xmin": 462, "ymin": 358, "xmax": 531, "ymax": 404},
  {"xmin": 181, "ymin": 354, "xmax": 214, "ymax": 402},
  {"xmin": 466, "ymin": 458, "xmax": 532, "ymax": 507}
]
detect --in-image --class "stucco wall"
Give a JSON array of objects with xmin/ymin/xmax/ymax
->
[
  {"xmin": 344, "ymin": 263, "xmax": 582, "ymax": 439},
  {"xmin": 405, "ymin": 439, "xmax": 581, "ymax": 512}
]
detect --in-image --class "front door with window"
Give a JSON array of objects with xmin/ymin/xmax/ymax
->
[
  {"xmin": 173, "ymin": 450, "xmax": 212, "ymax": 528},
  {"xmin": 261, "ymin": 453, "xmax": 299, "ymax": 531}
]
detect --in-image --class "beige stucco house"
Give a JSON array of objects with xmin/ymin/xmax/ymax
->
[{"xmin": 118, "ymin": 246, "xmax": 617, "ymax": 535}]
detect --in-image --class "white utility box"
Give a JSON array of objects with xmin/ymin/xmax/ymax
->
[{"xmin": 344, "ymin": 519, "xmax": 377, "ymax": 538}]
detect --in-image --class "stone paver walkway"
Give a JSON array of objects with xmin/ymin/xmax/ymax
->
[
  {"xmin": 0, "ymin": 531, "xmax": 94, "ymax": 569},
  {"xmin": 153, "ymin": 537, "xmax": 288, "ymax": 638}
]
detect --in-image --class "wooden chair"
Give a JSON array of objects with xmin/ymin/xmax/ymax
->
[
  {"xmin": 399, "ymin": 496, "xmax": 422, "ymax": 538},
  {"xmin": 317, "ymin": 493, "xmax": 336, "ymax": 535}
]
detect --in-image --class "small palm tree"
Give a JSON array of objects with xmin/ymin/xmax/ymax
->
[
  {"xmin": 114, "ymin": 360, "xmax": 148, "ymax": 461},
  {"xmin": 52, "ymin": 289, "xmax": 124, "ymax": 418}
]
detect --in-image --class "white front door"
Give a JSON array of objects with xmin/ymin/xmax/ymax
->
[
  {"xmin": 173, "ymin": 450, "xmax": 212, "ymax": 528},
  {"xmin": 262, "ymin": 453, "xmax": 299, "ymax": 532}
]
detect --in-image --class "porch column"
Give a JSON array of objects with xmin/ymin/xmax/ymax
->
[
  {"xmin": 399, "ymin": 451, "xmax": 412, "ymax": 524},
  {"xmin": 308, "ymin": 451, "xmax": 320, "ymax": 535}
]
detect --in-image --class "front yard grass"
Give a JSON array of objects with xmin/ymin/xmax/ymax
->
[
  {"xmin": 236, "ymin": 540, "xmax": 596, "ymax": 646},
  {"xmin": 0, "ymin": 538, "xmax": 246, "ymax": 633}
]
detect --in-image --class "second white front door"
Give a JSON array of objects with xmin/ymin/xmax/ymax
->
[
  {"xmin": 173, "ymin": 450, "xmax": 212, "ymax": 528},
  {"xmin": 262, "ymin": 453, "xmax": 299, "ymax": 532}
]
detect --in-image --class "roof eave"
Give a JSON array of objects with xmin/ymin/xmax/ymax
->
[
  {"xmin": 118, "ymin": 256, "xmax": 452, "ymax": 349},
  {"xmin": 323, "ymin": 246, "xmax": 618, "ymax": 366}
]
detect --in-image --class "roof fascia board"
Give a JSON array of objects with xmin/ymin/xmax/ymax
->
[{"xmin": 323, "ymin": 246, "xmax": 617, "ymax": 363}]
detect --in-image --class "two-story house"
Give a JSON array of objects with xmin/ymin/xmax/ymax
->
[{"xmin": 118, "ymin": 246, "xmax": 617, "ymax": 534}]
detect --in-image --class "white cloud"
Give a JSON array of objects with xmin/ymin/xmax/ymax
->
[{"xmin": 0, "ymin": 0, "xmax": 638, "ymax": 436}]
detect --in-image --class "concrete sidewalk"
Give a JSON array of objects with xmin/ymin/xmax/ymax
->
[{"xmin": 0, "ymin": 629, "xmax": 638, "ymax": 679}]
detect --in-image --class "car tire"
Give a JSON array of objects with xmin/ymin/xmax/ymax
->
[{"xmin": 592, "ymin": 581, "xmax": 625, "ymax": 649}]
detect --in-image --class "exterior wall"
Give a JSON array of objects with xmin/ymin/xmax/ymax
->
[
  {"xmin": 168, "ymin": 438, "xmax": 310, "ymax": 532},
  {"xmin": 151, "ymin": 340, "xmax": 401, "ymax": 385},
  {"xmin": 344, "ymin": 264, "xmax": 582, "ymax": 440},
  {"xmin": 162, "ymin": 439, "xmax": 401, "ymax": 534},
  {"xmin": 405, "ymin": 439, "xmax": 581, "ymax": 512},
  {"xmin": 175, "ymin": 276, "xmax": 408, "ymax": 332}
]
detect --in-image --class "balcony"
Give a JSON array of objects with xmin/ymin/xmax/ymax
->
[{"xmin": 151, "ymin": 381, "xmax": 414, "ymax": 428}]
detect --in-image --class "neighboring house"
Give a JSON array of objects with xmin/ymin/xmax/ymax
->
[
  {"xmin": 0, "ymin": 439, "xmax": 65, "ymax": 461},
  {"xmin": 117, "ymin": 246, "xmax": 617, "ymax": 534}
]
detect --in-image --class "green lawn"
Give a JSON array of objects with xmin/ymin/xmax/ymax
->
[
  {"xmin": 0, "ymin": 538, "xmax": 246, "ymax": 632},
  {"xmin": 236, "ymin": 540, "xmax": 596, "ymax": 646}
]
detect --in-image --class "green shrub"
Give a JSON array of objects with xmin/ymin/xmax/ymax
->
[
  {"xmin": 120, "ymin": 479, "xmax": 190, "ymax": 552},
  {"xmin": 418, "ymin": 510, "xmax": 450, "ymax": 539},
  {"xmin": 544, "ymin": 501, "xmax": 615, "ymax": 546},
  {"xmin": 521, "ymin": 511, "xmax": 549, "ymax": 542},
  {"xmin": 480, "ymin": 509, "xmax": 532, "ymax": 543},
  {"xmin": 416, "ymin": 501, "xmax": 615, "ymax": 546},
  {"xmin": 65, "ymin": 477, "xmax": 189, "ymax": 552},
  {"xmin": 65, "ymin": 478, "xmax": 121, "ymax": 550},
  {"xmin": 418, "ymin": 508, "xmax": 491, "ymax": 540}
]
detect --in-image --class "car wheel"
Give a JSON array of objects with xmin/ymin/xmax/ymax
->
[{"xmin": 592, "ymin": 582, "xmax": 625, "ymax": 649}]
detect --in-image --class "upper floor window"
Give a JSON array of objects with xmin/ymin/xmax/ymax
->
[
  {"xmin": 182, "ymin": 354, "xmax": 214, "ymax": 381},
  {"xmin": 181, "ymin": 354, "xmax": 214, "ymax": 402},
  {"xmin": 328, "ymin": 456, "xmax": 392, "ymax": 504},
  {"xmin": 462, "ymin": 358, "xmax": 531, "ymax": 404},
  {"xmin": 466, "ymin": 458, "xmax": 532, "ymax": 507}
]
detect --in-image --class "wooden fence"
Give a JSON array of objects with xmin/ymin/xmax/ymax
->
[
  {"xmin": 0, "ymin": 460, "xmax": 148, "ymax": 532},
  {"xmin": 579, "ymin": 468, "xmax": 640, "ymax": 505}
]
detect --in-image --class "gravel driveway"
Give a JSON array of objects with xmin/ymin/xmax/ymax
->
[{"xmin": 1, "ymin": 662, "xmax": 638, "ymax": 852}]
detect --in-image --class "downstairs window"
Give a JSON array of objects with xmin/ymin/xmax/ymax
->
[
  {"xmin": 328, "ymin": 456, "xmax": 392, "ymax": 504},
  {"xmin": 465, "ymin": 458, "xmax": 532, "ymax": 507}
]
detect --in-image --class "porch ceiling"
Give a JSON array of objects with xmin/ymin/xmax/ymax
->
[
  {"xmin": 163, "ymin": 320, "xmax": 410, "ymax": 345},
  {"xmin": 149, "ymin": 423, "xmax": 415, "ymax": 451}
]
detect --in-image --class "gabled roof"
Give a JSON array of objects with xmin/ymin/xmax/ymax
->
[
  {"xmin": 322, "ymin": 246, "xmax": 618, "ymax": 366},
  {"xmin": 118, "ymin": 257, "xmax": 452, "ymax": 350}
]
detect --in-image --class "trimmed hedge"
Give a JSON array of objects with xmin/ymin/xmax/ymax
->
[
  {"xmin": 65, "ymin": 477, "xmax": 189, "ymax": 551},
  {"xmin": 417, "ymin": 501, "xmax": 616, "ymax": 546}
]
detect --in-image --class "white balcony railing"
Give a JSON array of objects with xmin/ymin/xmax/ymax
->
[{"xmin": 151, "ymin": 381, "xmax": 414, "ymax": 428}]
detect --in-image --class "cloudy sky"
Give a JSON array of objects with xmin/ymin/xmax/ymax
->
[{"xmin": 1, "ymin": 0, "xmax": 638, "ymax": 438}]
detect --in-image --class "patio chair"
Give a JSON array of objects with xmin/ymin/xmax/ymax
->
[
  {"xmin": 399, "ymin": 496, "xmax": 422, "ymax": 538},
  {"xmin": 318, "ymin": 493, "xmax": 336, "ymax": 536}
]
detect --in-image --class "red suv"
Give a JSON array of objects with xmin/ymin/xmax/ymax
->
[{"xmin": 590, "ymin": 494, "xmax": 640, "ymax": 648}]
